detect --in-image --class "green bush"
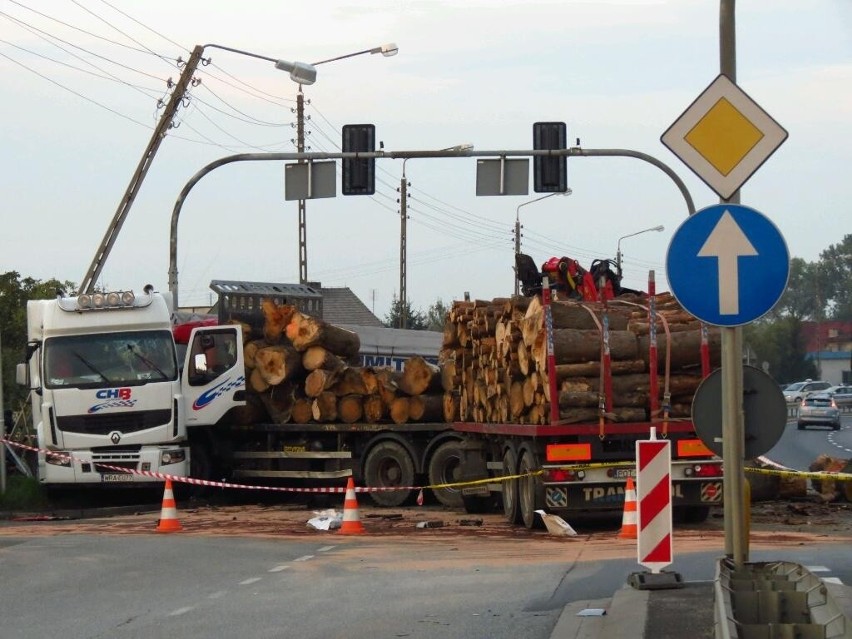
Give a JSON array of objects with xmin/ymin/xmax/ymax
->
[{"xmin": 0, "ymin": 475, "xmax": 48, "ymax": 511}]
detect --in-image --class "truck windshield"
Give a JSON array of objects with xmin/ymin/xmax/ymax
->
[{"xmin": 44, "ymin": 330, "xmax": 177, "ymax": 389}]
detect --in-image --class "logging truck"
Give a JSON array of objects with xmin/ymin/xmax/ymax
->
[{"xmin": 170, "ymin": 279, "xmax": 723, "ymax": 527}]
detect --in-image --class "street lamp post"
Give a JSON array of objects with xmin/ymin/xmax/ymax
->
[
  {"xmin": 615, "ymin": 224, "xmax": 665, "ymax": 278},
  {"xmin": 513, "ymin": 191, "xmax": 572, "ymax": 296},
  {"xmin": 398, "ymin": 144, "xmax": 473, "ymax": 328},
  {"xmin": 295, "ymin": 43, "xmax": 398, "ymax": 284}
]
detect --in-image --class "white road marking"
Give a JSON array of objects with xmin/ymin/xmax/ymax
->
[
  {"xmin": 824, "ymin": 577, "xmax": 843, "ymax": 584},
  {"xmin": 806, "ymin": 566, "xmax": 830, "ymax": 572},
  {"xmin": 293, "ymin": 555, "xmax": 314, "ymax": 562},
  {"xmin": 318, "ymin": 546, "xmax": 336, "ymax": 552},
  {"xmin": 269, "ymin": 565, "xmax": 290, "ymax": 573},
  {"xmin": 169, "ymin": 607, "xmax": 194, "ymax": 616},
  {"xmin": 208, "ymin": 591, "xmax": 227, "ymax": 599},
  {"xmin": 239, "ymin": 577, "xmax": 262, "ymax": 585}
]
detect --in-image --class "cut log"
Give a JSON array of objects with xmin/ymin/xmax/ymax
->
[
  {"xmin": 408, "ymin": 394, "xmax": 444, "ymax": 422},
  {"xmin": 638, "ymin": 328, "xmax": 722, "ymax": 372},
  {"xmin": 304, "ymin": 368, "xmax": 341, "ymax": 398},
  {"xmin": 442, "ymin": 391, "xmax": 460, "ymax": 422},
  {"xmin": 363, "ymin": 394, "xmax": 385, "ymax": 423},
  {"xmin": 389, "ymin": 397, "xmax": 410, "ymax": 424},
  {"xmin": 534, "ymin": 328, "xmax": 638, "ymax": 368},
  {"xmin": 337, "ymin": 394, "xmax": 363, "ymax": 424},
  {"xmin": 249, "ymin": 367, "xmax": 269, "ymax": 393},
  {"xmin": 302, "ymin": 345, "xmax": 346, "ymax": 372},
  {"xmin": 254, "ymin": 343, "xmax": 303, "ymax": 386},
  {"xmin": 374, "ymin": 368, "xmax": 403, "ymax": 408},
  {"xmin": 334, "ymin": 367, "xmax": 368, "ymax": 396},
  {"xmin": 261, "ymin": 299, "xmax": 296, "ymax": 344},
  {"xmin": 399, "ymin": 356, "xmax": 442, "ymax": 396},
  {"xmin": 244, "ymin": 339, "xmax": 267, "ymax": 369},
  {"xmin": 360, "ymin": 367, "xmax": 379, "ymax": 395},
  {"xmin": 291, "ymin": 397, "xmax": 313, "ymax": 424},
  {"xmin": 258, "ymin": 382, "xmax": 296, "ymax": 424},
  {"xmin": 285, "ymin": 311, "xmax": 360, "ymax": 357},
  {"xmin": 311, "ymin": 391, "xmax": 338, "ymax": 422}
]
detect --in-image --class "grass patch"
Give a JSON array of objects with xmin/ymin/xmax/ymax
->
[{"xmin": 0, "ymin": 475, "xmax": 48, "ymax": 511}]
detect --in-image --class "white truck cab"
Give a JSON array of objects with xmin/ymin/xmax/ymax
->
[{"xmin": 18, "ymin": 287, "xmax": 194, "ymax": 486}]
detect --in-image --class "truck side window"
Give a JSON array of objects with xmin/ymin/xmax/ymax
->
[{"xmin": 188, "ymin": 331, "xmax": 238, "ymax": 386}]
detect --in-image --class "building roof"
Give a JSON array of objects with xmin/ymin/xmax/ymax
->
[{"xmin": 318, "ymin": 286, "xmax": 385, "ymax": 327}]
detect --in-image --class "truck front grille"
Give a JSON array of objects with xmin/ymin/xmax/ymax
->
[{"xmin": 57, "ymin": 410, "xmax": 172, "ymax": 435}]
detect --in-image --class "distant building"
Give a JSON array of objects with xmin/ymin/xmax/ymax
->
[{"xmin": 801, "ymin": 321, "xmax": 852, "ymax": 384}]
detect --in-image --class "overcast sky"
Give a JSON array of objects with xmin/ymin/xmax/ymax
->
[{"xmin": 2, "ymin": 1, "xmax": 850, "ymax": 319}]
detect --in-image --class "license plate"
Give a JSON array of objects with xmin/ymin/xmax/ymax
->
[{"xmin": 101, "ymin": 473, "xmax": 134, "ymax": 482}]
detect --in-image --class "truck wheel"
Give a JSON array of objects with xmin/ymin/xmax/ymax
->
[
  {"xmin": 428, "ymin": 441, "xmax": 464, "ymax": 509},
  {"xmin": 364, "ymin": 441, "xmax": 415, "ymax": 507},
  {"xmin": 502, "ymin": 446, "xmax": 521, "ymax": 524},
  {"xmin": 518, "ymin": 450, "xmax": 541, "ymax": 529}
]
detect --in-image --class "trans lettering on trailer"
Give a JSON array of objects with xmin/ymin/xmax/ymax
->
[
  {"xmin": 192, "ymin": 375, "xmax": 246, "ymax": 411},
  {"xmin": 89, "ymin": 388, "xmax": 136, "ymax": 413},
  {"xmin": 582, "ymin": 484, "xmax": 684, "ymax": 504}
]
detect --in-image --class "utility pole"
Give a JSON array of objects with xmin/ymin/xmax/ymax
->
[
  {"xmin": 80, "ymin": 46, "xmax": 205, "ymax": 294},
  {"xmin": 513, "ymin": 216, "xmax": 522, "ymax": 296},
  {"xmin": 295, "ymin": 86, "xmax": 309, "ymax": 284},
  {"xmin": 398, "ymin": 161, "xmax": 409, "ymax": 328}
]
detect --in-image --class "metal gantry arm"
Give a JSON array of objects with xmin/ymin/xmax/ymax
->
[{"xmin": 167, "ymin": 145, "xmax": 694, "ymax": 308}]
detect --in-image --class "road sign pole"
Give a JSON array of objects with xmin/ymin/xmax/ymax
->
[{"xmin": 720, "ymin": 0, "xmax": 748, "ymax": 569}]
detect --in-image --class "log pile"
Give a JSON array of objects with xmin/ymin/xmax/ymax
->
[
  {"xmin": 238, "ymin": 301, "xmax": 445, "ymax": 426},
  {"xmin": 439, "ymin": 292, "xmax": 721, "ymax": 425}
]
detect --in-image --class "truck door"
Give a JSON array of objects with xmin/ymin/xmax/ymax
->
[{"xmin": 181, "ymin": 325, "xmax": 246, "ymax": 426}]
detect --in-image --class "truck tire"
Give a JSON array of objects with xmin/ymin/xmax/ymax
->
[
  {"xmin": 502, "ymin": 446, "xmax": 521, "ymax": 524},
  {"xmin": 364, "ymin": 441, "xmax": 415, "ymax": 507},
  {"xmin": 518, "ymin": 450, "xmax": 542, "ymax": 529},
  {"xmin": 428, "ymin": 440, "xmax": 464, "ymax": 509}
]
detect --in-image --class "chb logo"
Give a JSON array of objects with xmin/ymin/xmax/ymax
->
[{"xmin": 96, "ymin": 388, "xmax": 132, "ymax": 400}]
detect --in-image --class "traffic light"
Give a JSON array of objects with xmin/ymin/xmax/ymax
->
[
  {"xmin": 533, "ymin": 122, "xmax": 567, "ymax": 193},
  {"xmin": 342, "ymin": 124, "xmax": 376, "ymax": 195}
]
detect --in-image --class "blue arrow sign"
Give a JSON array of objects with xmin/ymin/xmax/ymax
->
[{"xmin": 666, "ymin": 204, "xmax": 789, "ymax": 326}]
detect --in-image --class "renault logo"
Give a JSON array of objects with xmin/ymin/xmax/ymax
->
[{"xmin": 110, "ymin": 431, "xmax": 121, "ymax": 445}]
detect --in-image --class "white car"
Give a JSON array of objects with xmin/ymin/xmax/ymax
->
[
  {"xmin": 826, "ymin": 385, "xmax": 852, "ymax": 409},
  {"xmin": 783, "ymin": 380, "xmax": 831, "ymax": 404}
]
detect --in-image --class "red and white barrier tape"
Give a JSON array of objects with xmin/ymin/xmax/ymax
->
[{"xmin": 0, "ymin": 438, "xmax": 418, "ymax": 494}]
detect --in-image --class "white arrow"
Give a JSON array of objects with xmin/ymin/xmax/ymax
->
[{"xmin": 697, "ymin": 210, "xmax": 757, "ymax": 315}]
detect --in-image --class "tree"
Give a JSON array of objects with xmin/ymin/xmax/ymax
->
[
  {"xmin": 425, "ymin": 298, "xmax": 449, "ymax": 332},
  {"xmin": 383, "ymin": 295, "xmax": 428, "ymax": 330},
  {"xmin": 1, "ymin": 272, "xmax": 74, "ymax": 413},
  {"xmin": 818, "ymin": 234, "xmax": 852, "ymax": 320},
  {"xmin": 745, "ymin": 316, "xmax": 816, "ymax": 384}
]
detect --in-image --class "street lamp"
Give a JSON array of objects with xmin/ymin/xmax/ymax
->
[
  {"xmin": 513, "ymin": 190, "xmax": 572, "ymax": 295},
  {"xmin": 294, "ymin": 43, "xmax": 399, "ymax": 284},
  {"xmin": 615, "ymin": 224, "xmax": 665, "ymax": 277},
  {"xmin": 398, "ymin": 144, "xmax": 474, "ymax": 327}
]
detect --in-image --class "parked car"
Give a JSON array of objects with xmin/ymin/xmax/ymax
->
[
  {"xmin": 797, "ymin": 393, "xmax": 841, "ymax": 430},
  {"xmin": 826, "ymin": 385, "xmax": 852, "ymax": 409},
  {"xmin": 783, "ymin": 380, "xmax": 831, "ymax": 403}
]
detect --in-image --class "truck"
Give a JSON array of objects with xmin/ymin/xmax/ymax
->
[
  {"xmin": 18, "ymin": 273, "xmax": 723, "ymax": 530},
  {"xmin": 17, "ymin": 286, "xmax": 195, "ymax": 486}
]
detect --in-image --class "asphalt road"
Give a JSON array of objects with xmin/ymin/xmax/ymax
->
[
  {"xmin": 1, "ymin": 533, "xmax": 849, "ymax": 639},
  {"xmin": 762, "ymin": 411, "xmax": 852, "ymax": 469}
]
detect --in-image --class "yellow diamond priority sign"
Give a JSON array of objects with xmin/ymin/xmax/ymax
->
[{"xmin": 661, "ymin": 74, "xmax": 788, "ymax": 199}]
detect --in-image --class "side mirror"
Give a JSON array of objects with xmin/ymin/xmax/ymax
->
[{"xmin": 15, "ymin": 363, "xmax": 28, "ymax": 386}]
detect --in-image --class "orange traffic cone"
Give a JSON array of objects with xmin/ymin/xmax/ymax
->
[
  {"xmin": 619, "ymin": 477, "xmax": 637, "ymax": 539},
  {"xmin": 156, "ymin": 478, "xmax": 183, "ymax": 533},
  {"xmin": 338, "ymin": 477, "xmax": 366, "ymax": 535}
]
